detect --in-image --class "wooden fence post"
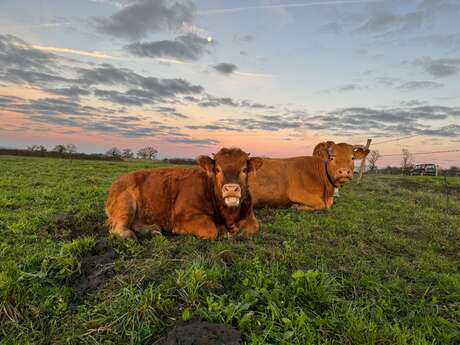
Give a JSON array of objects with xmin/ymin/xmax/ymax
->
[{"xmin": 357, "ymin": 138, "xmax": 372, "ymax": 184}]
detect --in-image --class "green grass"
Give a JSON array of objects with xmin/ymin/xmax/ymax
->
[{"xmin": 0, "ymin": 155, "xmax": 459, "ymax": 345}]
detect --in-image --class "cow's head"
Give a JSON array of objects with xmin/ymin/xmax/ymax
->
[
  {"xmin": 198, "ymin": 148, "xmax": 263, "ymax": 207},
  {"xmin": 314, "ymin": 141, "xmax": 370, "ymax": 187}
]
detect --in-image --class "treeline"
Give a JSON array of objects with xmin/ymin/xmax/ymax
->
[
  {"xmin": 0, "ymin": 148, "xmax": 122, "ymax": 161},
  {"xmin": 366, "ymin": 149, "xmax": 460, "ymax": 176},
  {"xmin": 371, "ymin": 165, "xmax": 460, "ymax": 177},
  {"xmin": 0, "ymin": 144, "xmax": 196, "ymax": 165}
]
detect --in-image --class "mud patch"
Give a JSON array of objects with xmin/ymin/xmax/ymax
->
[
  {"xmin": 161, "ymin": 321, "xmax": 242, "ymax": 345},
  {"xmin": 43, "ymin": 213, "xmax": 108, "ymax": 241},
  {"xmin": 68, "ymin": 238, "xmax": 115, "ymax": 297}
]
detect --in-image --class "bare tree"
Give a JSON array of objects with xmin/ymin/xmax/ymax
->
[
  {"xmin": 401, "ymin": 149, "xmax": 413, "ymax": 174},
  {"xmin": 122, "ymin": 148, "xmax": 134, "ymax": 159},
  {"xmin": 367, "ymin": 150, "xmax": 381, "ymax": 173},
  {"xmin": 27, "ymin": 145, "xmax": 39, "ymax": 151},
  {"xmin": 106, "ymin": 147, "xmax": 122, "ymax": 158},
  {"xmin": 137, "ymin": 146, "xmax": 158, "ymax": 160},
  {"xmin": 37, "ymin": 145, "xmax": 47, "ymax": 152},
  {"xmin": 66, "ymin": 144, "xmax": 77, "ymax": 154},
  {"xmin": 52, "ymin": 144, "xmax": 67, "ymax": 153}
]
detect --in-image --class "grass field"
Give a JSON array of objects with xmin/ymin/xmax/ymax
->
[{"xmin": 0, "ymin": 155, "xmax": 459, "ymax": 345}]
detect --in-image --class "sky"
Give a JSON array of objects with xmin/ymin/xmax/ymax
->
[{"xmin": 0, "ymin": 0, "xmax": 459, "ymax": 167}]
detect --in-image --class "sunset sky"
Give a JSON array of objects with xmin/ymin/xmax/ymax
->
[{"xmin": 1, "ymin": 0, "xmax": 459, "ymax": 167}]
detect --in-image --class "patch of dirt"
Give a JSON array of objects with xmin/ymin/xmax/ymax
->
[
  {"xmin": 2, "ymin": 204, "xmax": 21, "ymax": 210},
  {"xmin": 216, "ymin": 250, "xmax": 238, "ymax": 266},
  {"xmin": 160, "ymin": 321, "xmax": 242, "ymax": 345},
  {"xmin": 255, "ymin": 208, "xmax": 275, "ymax": 223},
  {"xmin": 43, "ymin": 213, "xmax": 108, "ymax": 241},
  {"xmin": 68, "ymin": 238, "xmax": 115, "ymax": 297},
  {"xmin": 392, "ymin": 179, "xmax": 424, "ymax": 191}
]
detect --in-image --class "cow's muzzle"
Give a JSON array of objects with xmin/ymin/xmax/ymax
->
[{"xmin": 222, "ymin": 184, "xmax": 242, "ymax": 207}]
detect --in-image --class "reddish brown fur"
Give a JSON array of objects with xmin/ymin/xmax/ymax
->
[
  {"xmin": 249, "ymin": 142, "xmax": 369, "ymax": 211},
  {"xmin": 312, "ymin": 141, "xmax": 369, "ymax": 185},
  {"xmin": 105, "ymin": 147, "xmax": 263, "ymax": 239}
]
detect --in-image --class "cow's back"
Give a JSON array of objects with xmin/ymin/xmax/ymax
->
[
  {"xmin": 249, "ymin": 158, "xmax": 292, "ymax": 207},
  {"xmin": 249, "ymin": 156, "xmax": 328, "ymax": 208},
  {"xmin": 107, "ymin": 167, "xmax": 210, "ymax": 231}
]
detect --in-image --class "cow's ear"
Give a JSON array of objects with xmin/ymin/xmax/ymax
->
[
  {"xmin": 197, "ymin": 155, "xmax": 214, "ymax": 174},
  {"xmin": 327, "ymin": 145, "xmax": 336, "ymax": 160},
  {"xmin": 353, "ymin": 148, "xmax": 370, "ymax": 160},
  {"xmin": 248, "ymin": 157, "xmax": 263, "ymax": 172}
]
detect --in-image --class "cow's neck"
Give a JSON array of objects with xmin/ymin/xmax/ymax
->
[
  {"xmin": 322, "ymin": 161, "xmax": 337, "ymax": 196},
  {"xmin": 218, "ymin": 203, "xmax": 242, "ymax": 227},
  {"xmin": 206, "ymin": 176, "xmax": 242, "ymax": 228}
]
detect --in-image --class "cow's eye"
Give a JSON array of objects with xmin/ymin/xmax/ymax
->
[
  {"xmin": 214, "ymin": 167, "xmax": 222, "ymax": 174},
  {"xmin": 241, "ymin": 167, "xmax": 248, "ymax": 174},
  {"xmin": 352, "ymin": 157, "xmax": 355, "ymax": 160}
]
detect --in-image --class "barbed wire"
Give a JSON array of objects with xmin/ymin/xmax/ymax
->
[
  {"xmin": 380, "ymin": 149, "xmax": 460, "ymax": 157},
  {"xmin": 372, "ymin": 134, "xmax": 420, "ymax": 146},
  {"xmin": 372, "ymin": 124, "xmax": 458, "ymax": 146}
]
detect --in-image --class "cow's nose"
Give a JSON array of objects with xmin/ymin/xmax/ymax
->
[
  {"xmin": 337, "ymin": 168, "xmax": 352, "ymax": 178},
  {"xmin": 222, "ymin": 184, "xmax": 241, "ymax": 194}
]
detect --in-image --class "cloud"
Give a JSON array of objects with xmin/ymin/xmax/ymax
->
[
  {"xmin": 399, "ymin": 100, "xmax": 427, "ymax": 107},
  {"xmin": 30, "ymin": 45, "xmax": 115, "ymax": 59},
  {"xmin": 318, "ymin": 22, "xmax": 344, "ymax": 35},
  {"xmin": 190, "ymin": 94, "xmax": 274, "ymax": 109},
  {"xmin": 212, "ymin": 63, "xmax": 237, "ymax": 75},
  {"xmin": 411, "ymin": 57, "xmax": 460, "ymax": 78},
  {"xmin": 338, "ymin": 83, "xmax": 362, "ymax": 92},
  {"xmin": 124, "ymin": 33, "xmax": 212, "ymax": 61},
  {"xmin": 166, "ymin": 137, "xmax": 219, "ymax": 146},
  {"xmin": 397, "ymin": 81, "xmax": 443, "ymax": 91},
  {"xmin": 198, "ymin": 95, "xmax": 238, "ymax": 107},
  {"xmin": 235, "ymin": 34, "xmax": 254, "ymax": 43},
  {"xmin": 184, "ymin": 104, "xmax": 460, "ymax": 139},
  {"xmin": 185, "ymin": 124, "xmax": 237, "ymax": 131},
  {"xmin": 0, "ymin": 94, "xmax": 184, "ymax": 138},
  {"xmin": 374, "ymin": 77, "xmax": 400, "ymax": 86},
  {"xmin": 321, "ymin": 0, "xmax": 460, "ymax": 38},
  {"xmin": 76, "ymin": 63, "xmax": 204, "ymax": 105},
  {"xmin": 154, "ymin": 106, "xmax": 188, "ymax": 118},
  {"xmin": 44, "ymin": 86, "xmax": 92, "ymax": 99},
  {"xmin": 94, "ymin": 0, "xmax": 196, "ymax": 40},
  {"xmin": 0, "ymin": 34, "xmax": 57, "ymax": 72},
  {"xmin": 198, "ymin": 0, "xmax": 382, "ymax": 15},
  {"xmin": 0, "ymin": 95, "xmax": 22, "ymax": 106},
  {"xmin": 355, "ymin": 10, "xmax": 425, "ymax": 35},
  {"xmin": 240, "ymin": 100, "xmax": 275, "ymax": 109},
  {"xmin": 418, "ymin": 0, "xmax": 460, "ymax": 13}
]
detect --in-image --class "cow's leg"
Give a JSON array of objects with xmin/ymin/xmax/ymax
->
[
  {"xmin": 106, "ymin": 191, "xmax": 137, "ymax": 239},
  {"xmin": 291, "ymin": 204, "xmax": 316, "ymax": 211},
  {"xmin": 174, "ymin": 215, "xmax": 218, "ymax": 240},
  {"xmin": 288, "ymin": 188, "xmax": 326, "ymax": 211},
  {"xmin": 237, "ymin": 211, "xmax": 259, "ymax": 235}
]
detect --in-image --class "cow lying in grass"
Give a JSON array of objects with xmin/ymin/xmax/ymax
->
[
  {"xmin": 105, "ymin": 148, "xmax": 263, "ymax": 240},
  {"xmin": 249, "ymin": 142, "xmax": 369, "ymax": 210}
]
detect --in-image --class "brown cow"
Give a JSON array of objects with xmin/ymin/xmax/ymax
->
[
  {"xmin": 249, "ymin": 142, "xmax": 369, "ymax": 210},
  {"xmin": 105, "ymin": 148, "xmax": 263, "ymax": 240}
]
